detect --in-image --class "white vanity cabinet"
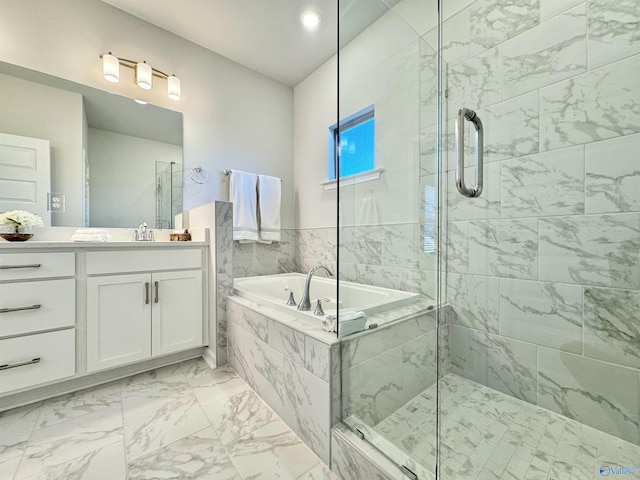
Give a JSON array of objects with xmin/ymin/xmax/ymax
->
[
  {"xmin": 86, "ymin": 249, "xmax": 204, "ymax": 372},
  {"xmin": 0, "ymin": 252, "xmax": 76, "ymax": 395}
]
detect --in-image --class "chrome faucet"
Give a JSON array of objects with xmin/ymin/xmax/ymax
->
[
  {"xmin": 298, "ymin": 264, "xmax": 334, "ymax": 311},
  {"xmin": 131, "ymin": 222, "xmax": 154, "ymax": 241}
]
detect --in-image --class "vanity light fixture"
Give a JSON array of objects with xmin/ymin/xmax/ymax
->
[
  {"xmin": 301, "ymin": 11, "xmax": 321, "ymax": 29},
  {"xmin": 99, "ymin": 53, "xmax": 181, "ymax": 100}
]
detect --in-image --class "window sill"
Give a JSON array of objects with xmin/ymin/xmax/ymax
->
[{"xmin": 320, "ymin": 168, "xmax": 384, "ymax": 191}]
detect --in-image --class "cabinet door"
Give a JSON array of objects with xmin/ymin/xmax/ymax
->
[
  {"xmin": 151, "ymin": 270, "xmax": 203, "ymax": 356},
  {"xmin": 87, "ymin": 274, "xmax": 151, "ymax": 371}
]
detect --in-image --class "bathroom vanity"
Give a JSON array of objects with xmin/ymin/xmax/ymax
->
[{"xmin": 0, "ymin": 234, "xmax": 209, "ymax": 410}]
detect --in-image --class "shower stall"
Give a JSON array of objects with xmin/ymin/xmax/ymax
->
[
  {"xmin": 155, "ymin": 160, "xmax": 183, "ymax": 229},
  {"xmin": 336, "ymin": 0, "xmax": 640, "ymax": 478}
]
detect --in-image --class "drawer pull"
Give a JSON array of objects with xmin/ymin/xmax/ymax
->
[
  {"xmin": 0, "ymin": 357, "xmax": 41, "ymax": 370},
  {"xmin": 154, "ymin": 281, "xmax": 159, "ymax": 303},
  {"xmin": 0, "ymin": 264, "xmax": 42, "ymax": 270},
  {"xmin": 0, "ymin": 304, "xmax": 42, "ymax": 314}
]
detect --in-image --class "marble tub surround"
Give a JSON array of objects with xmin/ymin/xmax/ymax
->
[
  {"xmin": 341, "ymin": 310, "xmax": 438, "ymax": 430},
  {"xmin": 227, "ymin": 295, "xmax": 339, "ymax": 464},
  {"xmin": 0, "ymin": 359, "xmax": 334, "ymax": 480},
  {"xmin": 233, "ymin": 228, "xmax": 298, "ymax": 278},
  {"xmin": 433, "ymin": 0, "xmax": 640, "ymax": 448}
]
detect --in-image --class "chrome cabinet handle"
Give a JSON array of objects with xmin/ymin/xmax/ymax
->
[
  {"xmin": 455, "ymin": 107, "xmax": 484, "ymax": 198},
  {"xmin": 154, "ymin": 281, "xmax": 159, "ymax": 303},
  {"xmin": 145, "ymin": 282, "xmax": 150, "ymax": 304},
  {"xmin": 0, "ymin": 304, "xmax": 41, "ymax": 314},
  {"xmin": 0, "ymin": 357, "xmax": 41, "ymax": 370},
  {"xmin": 0, "ymin": 264, "xmax": 41, "ymax": 270}
]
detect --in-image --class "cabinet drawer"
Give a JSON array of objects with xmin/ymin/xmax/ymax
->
[
  {"xmin": 0, "ymin": 252, "xmax": 75, "ymax": 281},
  {"xmin": 0, "ymin": 329, "xmax": 75, "ymax": 394},
  {"xmin": 86, "ymin": 249, "xmax": 202, "ymax": 275},
  {"xmin": 0, "ymin": 279, "xmax": 75, "ymax": 337}
]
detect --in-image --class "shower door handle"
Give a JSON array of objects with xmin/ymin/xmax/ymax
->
[{"xmin": 455, "ymin": 107, "xmax": 483, "ymax": 198}]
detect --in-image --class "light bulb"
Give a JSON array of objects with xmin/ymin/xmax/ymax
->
[{"xmin": 301, "ymin": 11, "xmax": 321, "ymax": 29}]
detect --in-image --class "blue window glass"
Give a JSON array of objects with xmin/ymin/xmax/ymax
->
[{"xmin": 328, "ymin": 106, "xmax": 375, "ymax": 180}]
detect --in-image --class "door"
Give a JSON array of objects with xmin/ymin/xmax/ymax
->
[
  {"xmin": 0, "ymin": 133, "xmax": 51, "ymax": 225},
  {"xmin": 151, "ymin": 270, "xmax": 203, "ymax": 356},
  {"xmin": 87, "ymin": 274, "xmax": 151, "ymax": 371}
]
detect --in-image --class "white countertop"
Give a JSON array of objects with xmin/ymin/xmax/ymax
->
[{"xmin": 0, "ymin": 240, "xmax": 208, "ymax": 249}]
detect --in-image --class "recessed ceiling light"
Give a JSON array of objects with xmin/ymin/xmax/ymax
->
[
  {"xmin": 301, "ymin": 11, "xmax": 321, "ymax": 29},
  {"xmin": 134, "ymin": 99, "xmax": 147, "ymax": 105}
]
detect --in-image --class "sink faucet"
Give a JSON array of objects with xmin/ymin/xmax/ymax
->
[
  {"xmin": 298, "ymin": 264, "xmax": 334, "ymax": 311},
  {"xmin": 133, "ymin": 222, "xmax": 154, "ymax": 241}
]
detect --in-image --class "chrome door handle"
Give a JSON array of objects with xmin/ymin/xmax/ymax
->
[
  {"xmin": 0, "ymin": 304, "xmax": 42, "ymax": 314},
  {"xmin": 0, "ymin": 264, "xmax": 41, "ymax": 270},
  {"xmin": 0, "ymin": 357, "xmax": 41, "ymax": 370},
  {"xmin": 455, "ymin": 107, "xmax": 483, "ymax": 198},
  {"xmin": 154, "ymin": 281, "xmax": 159, "ymax": 303},
  {"xmin": 145, "ymin": 282, "xmax": 150, "ymax": 305}
]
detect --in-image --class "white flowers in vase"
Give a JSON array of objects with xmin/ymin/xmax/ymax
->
[{"xmin": 0, "ymin": 210, "xmax": 44, "ymax": 233}]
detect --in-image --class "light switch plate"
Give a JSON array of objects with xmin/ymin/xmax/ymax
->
[{"xmin": 48, "ymin": 193, "xmax": 66, "ymax": 213}]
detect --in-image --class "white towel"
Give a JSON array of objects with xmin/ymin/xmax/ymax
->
[
  {"xmin": 230, "ymin": 170, "xmax": 259, "ymax": 241},
  {"xmin": 74, "ymin": 228, "xmax": 110, "ymax": 235},
  {"xmin": 71, "ymin": 232, "xmax": 112, "ymax": 242},
  {"xmin": 257, "ymin": 174, "xmax": 281, "ymax": 243}
]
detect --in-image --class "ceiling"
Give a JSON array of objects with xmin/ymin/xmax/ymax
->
[{"xmin": 101, "ymin": 0, "xmax": 397, "ymax": 87}]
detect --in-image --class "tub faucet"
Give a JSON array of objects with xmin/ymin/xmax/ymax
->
[{"xmin": 298, "ymin": 264, "xmax": 334, "ymax": 311}]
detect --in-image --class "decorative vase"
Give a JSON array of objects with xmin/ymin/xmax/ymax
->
[{"xmin": 0, "ymin": 224, "xmax": 34, "ymax": 242}]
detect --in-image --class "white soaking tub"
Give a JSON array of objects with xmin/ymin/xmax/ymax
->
[{"xmin": 233, "ymin": 273, "xmax": 419, "ymax": 323}]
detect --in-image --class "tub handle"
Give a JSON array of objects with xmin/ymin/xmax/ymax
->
[
  {"xmin": 314, "ymin": 298, "xmax": 331, "ymax": 316},
  {"xmin": 284, "ymin": 287, "xmax": 296, "ymax": 306}
]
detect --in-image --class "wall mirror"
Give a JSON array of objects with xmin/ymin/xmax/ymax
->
[{"xmin": 0, "ymin": 61, "xmax": 183, "ymax": 229}]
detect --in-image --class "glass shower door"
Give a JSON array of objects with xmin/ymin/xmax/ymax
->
[{"xmin": 439, "ymin": 0, "xmax": 640, "ymax": 478}]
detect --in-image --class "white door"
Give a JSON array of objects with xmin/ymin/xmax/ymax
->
[
  {"xmin": 87, "ymin": 274, "xmax": 152, "ymax": 371},
  {"xmin": 0, "ymin": 133, "xmax": 51, "ymax": 225},
  {"xmin": 151, "ymin": 270, "xmax": 203, "ymax": 356}
]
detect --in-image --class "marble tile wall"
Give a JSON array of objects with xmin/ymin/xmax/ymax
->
[
  {"xmin": 436, "ymin": 0, "xmax": 640, "ymax": 446},
  {"xmin": 226, "ymin": 296, "xmax": 336, "ymax": 464},
  {"xmin": 340, "ymin": 312, "xmax": 438, "ymax": 427},
  {"xmin": 214, "ymin": 201, "xmax": 233, "ymax": 367},
  {"xmin": 232, "ymin": 228, "xmax": 298, "ymax": 278},
  {"xmin": 297, "ymin": 224, "xmax": 437, "ymax": 297}
]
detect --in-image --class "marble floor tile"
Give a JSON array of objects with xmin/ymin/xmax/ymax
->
[
  {"xmin": 202, "ymin": 387, "xmax": 276, "ymax": 445},
  {"xmin": 35, "ymin": 380, "xmax": 123, "ymax": 431},
  {"xmin": 0, "ymin": 455, "xmax": 21, "ymax": 480},
  {"xmin": 0, "ymin": 402, "xmax": 42, "ymax": 465},
  {"xmin": 225, "ymin": 419, "xmax": 322, "ymax": 480},
  {"xmin": 16, "ymin": 405, "xmax": 124, "ymax": 480},
  {"xmin": 298, "ymin": 462, "xmax": 341, "ymax": 480},
  {"xmin": 121, "ymin": 367, "xmax": 191, "ymax": 418},
  {"xmin": 128, "ymin": 428, "xmax": 241, "ymax": 480},
  {"xmin": 17, "ymin": 441, "xmax": 126, "ymax": 480},
  {"xmin": 124, "ymin": 394, "xmax": 209, "ymax": 462}
]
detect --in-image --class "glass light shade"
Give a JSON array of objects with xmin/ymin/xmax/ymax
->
[
  {"xmin": 168, "ymin": 75, "xmax": 181, "ymax": 100},
  {"xmin": 102, "ymin": 54, "xmax": 120, "ymax": 83},
  {"xmin": 135, "ymin": 62, "xmax": 152, "ymax": 90}
]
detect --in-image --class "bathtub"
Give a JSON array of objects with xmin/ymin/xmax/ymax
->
[{"xmin": 233, "ymin": 273, "xmax": 419, "ymax": 323}]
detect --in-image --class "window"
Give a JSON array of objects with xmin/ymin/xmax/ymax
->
[{"xmin": 327, "ymin": 105, "xmax": 377, "ymax": 182}]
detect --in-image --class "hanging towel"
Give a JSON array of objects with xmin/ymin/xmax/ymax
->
[
  {"xmin": 359, "ymin": 188, "xmax": 379, "ymax": 225},
  {"xmin": 230, "ymin": 170, "xmax": 259, "ymax": 241},
  {"xmin": 257, "ymin": 174, "xmax": 281, "ymax": 243}
]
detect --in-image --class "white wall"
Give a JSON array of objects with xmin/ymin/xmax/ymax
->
[
  {"xmin": 88, "ymin": 128, "xmax": 182, "ymax": 228},
  {"xmin": 293, "ymin": 7, "xmax": 422, "ymax": 229},
  {"xmin": 0, "ymin": 73, "xmax": 84, "ymax": 226},
  {"xmin": 0, "ymin": 0, "xmax": 295, "ymax": 228}
]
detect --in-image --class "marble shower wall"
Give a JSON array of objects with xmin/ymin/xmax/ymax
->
[{"xmin": 434, "ymin": 0, "xmax": 640, "ymax": 445}]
